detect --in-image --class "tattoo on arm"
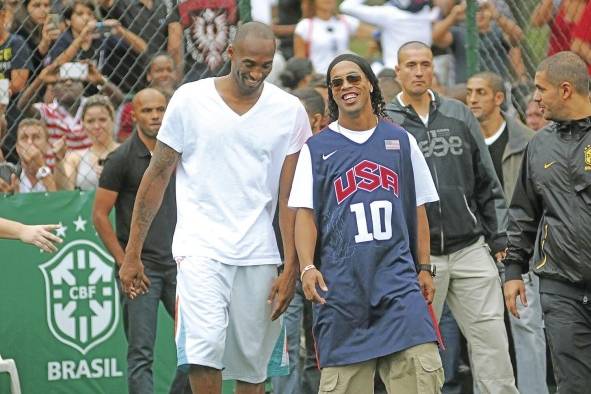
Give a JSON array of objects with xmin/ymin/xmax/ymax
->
[{"xmin": 127, "ymin": 142, "xmax": 180, "ymax": 255}]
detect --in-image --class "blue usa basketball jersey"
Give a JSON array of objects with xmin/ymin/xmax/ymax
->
[{"xmin": 308, "ymin": 119, "xmax": 437, "ymax": 367}]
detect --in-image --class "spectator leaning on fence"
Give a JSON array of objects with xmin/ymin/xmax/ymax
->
[
  {"xmin": 98, "ymin": 0, "xmax": 184, "ymax": 79},
  {"xmin": 18, "ymin": 61, "xmax": 123, "ymax": 153},
  {"xmin": 46, "ymin": 0, "xmax": 147, "ymax": 92},
  {"xmin": 432, "ymin": 0, "xmax": 523, "ymax": 85},
  {"xmin": 14, "ymin": 118, "xmax": 59, "ymax": 193},
  {"xmin": 16, "ymin": 62, "xmax": 122, "ymax": 184},
  {"xmin": 56, "ymin": 95, "xmax": 119, "ymax": 191},
  {"xmin": 15, "ymin": 0, "xmax": 61, "ymax": 79}
]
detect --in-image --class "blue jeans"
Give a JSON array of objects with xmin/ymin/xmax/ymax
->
[
  {"xmin": 439, "ymin": 303, "xmax": 464, "ymax": 394},
  {"xmin": 440, "ymin": 272, "xmax": 549, "ymax": 394},
  {"xmin": 272, "ymin": 282, "xmax": 320, "ymax": 394},
  {"xmin": 508, "ymin": 273, "xmax": 548, "ymax": 394},
  {"xmin": 117, "ymin": 265, "xmax": 190, "ymax": 394}
]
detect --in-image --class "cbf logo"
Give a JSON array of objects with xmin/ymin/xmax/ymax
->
[{"xmin": 40, "ymin": 240, "xmax": 119, "ymax": 355}]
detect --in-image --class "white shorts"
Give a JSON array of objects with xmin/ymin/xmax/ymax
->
[{"xmin": 175, "ymin": 256, "xmax": 281, "ymax": 383}]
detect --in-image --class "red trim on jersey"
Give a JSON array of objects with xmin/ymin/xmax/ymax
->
[{"xmin": 428, "ymin": 304, "xmax": 445, "ymax": 351}]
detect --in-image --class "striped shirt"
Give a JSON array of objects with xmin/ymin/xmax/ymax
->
[{"xmin": 34, "ymin": 100, "xmax": 92, "ymax": 152}]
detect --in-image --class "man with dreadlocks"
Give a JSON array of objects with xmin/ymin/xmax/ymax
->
[{"xmin": 288, "ymin": 53, "xmax": 444, "ymax": 393}]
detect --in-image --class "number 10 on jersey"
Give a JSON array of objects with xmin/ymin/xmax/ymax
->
[{"xmin": 350, "ymin": 200, "xmax": 393, "ymax": 243}]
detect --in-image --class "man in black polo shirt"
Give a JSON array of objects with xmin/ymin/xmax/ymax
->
[{"xmin": 93, "ymin": 88, "xmax": 190, "ymax": 394}]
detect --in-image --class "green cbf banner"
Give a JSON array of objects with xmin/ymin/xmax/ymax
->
[
  {"xmin": 0, "ymin": 191, "xmax": 288, "ymax": 394},
  {"xmin": 0, "ymin": 191, "xmax": 178, "ymax": 393}
]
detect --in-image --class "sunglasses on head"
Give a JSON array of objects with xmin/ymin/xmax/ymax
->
[{"xmin": 330, "ymin": 74, "xmax": 362, "ymax": 88}]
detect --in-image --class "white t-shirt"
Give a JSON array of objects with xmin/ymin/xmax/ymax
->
[
  {"xmin": 288, "ymin": 121, "xmax": 439, "ymax": 209},
  {"xmin": 294, "ymin": 16, "xmax": 360, "ymax": 74},
  {"xmin": 157, "ymin": 78, "xmax": 312, "ymax": 265},
  {"xmin": 339, "ymin": 0, "xmax": 439, "ymax": 67},
  {"xmin": 19, "ymin": 171, "xmax": 47, "ymax": 193}
]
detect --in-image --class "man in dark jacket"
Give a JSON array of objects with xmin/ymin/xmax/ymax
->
[
  {"xmin": 385, "ymin": 41, "xmax": 518, "ymax": 393},
  {"xmin": 504, "ymin": 51, "xmax": 591, "ymax": 393},
  {"xmin": 467, "ymin": 71, "xmax": 547, "ymax": 394}
]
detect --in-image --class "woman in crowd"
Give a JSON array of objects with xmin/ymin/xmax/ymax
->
[
  {"xmin": 293, "ymin": 0, "xmax": 373, "ymax": 74},
  {"xmin": 57, "ymin": 95, "xmax": 118, "ymax": 190},
  {"xmin": 15, "ymin": 0, "xmax": 61, "ymax": 78},
  {"xmin": 46, "ymin": 0, "xmax": 146, "ymax": 92}
]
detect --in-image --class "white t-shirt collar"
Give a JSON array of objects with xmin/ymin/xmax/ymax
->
[
  {"xmin": 397, "ymin": 90, "xmax": 435, "ymax": 126},
  {"xmin": 329, "ymin": 120, "xmax": 377, "ymax": 144},
  {"xmin": 396, "ymin": 90, "xmax": 435, "ymax": 107},
  {"xmin": 484, "ymin": 121, "xmax": 507, "ymax": 146}
]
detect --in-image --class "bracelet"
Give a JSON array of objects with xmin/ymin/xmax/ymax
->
[{"xmin": 300, "ymin": 264, "xmax": 317, "ymax": 282}]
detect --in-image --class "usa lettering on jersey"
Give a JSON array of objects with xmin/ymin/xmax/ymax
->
[{"xmin": 333, "ymin": 160, "xmax": 399, "ymax": 204}]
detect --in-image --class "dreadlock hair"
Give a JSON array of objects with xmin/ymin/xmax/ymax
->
[{"xmin": 325, "ymin": 54, "xmax": 388, "ymax": 122}]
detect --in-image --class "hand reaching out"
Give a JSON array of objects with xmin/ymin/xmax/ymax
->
[{"xmin": 19, "ymin": 224, "xmax": 63, "ymax": 252}]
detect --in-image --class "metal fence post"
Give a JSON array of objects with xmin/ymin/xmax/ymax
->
[
  {"xmin": 466, "ymin": 0, "xmax": 479, "ymax": 78},
  {"xmin": 239, "ymin": 0, "xmax": 252, "ymax": 23}
]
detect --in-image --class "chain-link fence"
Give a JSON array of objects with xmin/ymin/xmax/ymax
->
[
  {"xmin": 0, "ymin": 0, "xmax": 590, "ymax": 194},
  {"xmin": 435, "ymin": 0, "xmax": 589, "ymax": 120},
  {"xmin": 0, "ymin": 0, "xmax": 253, "ymax": 192}
]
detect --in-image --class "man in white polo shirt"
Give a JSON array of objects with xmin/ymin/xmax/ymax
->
[{"xmin": 119, "ymin": 22, "xmax": 312, "ymax": 394}]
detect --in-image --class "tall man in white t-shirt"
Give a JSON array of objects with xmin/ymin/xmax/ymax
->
[{"xmin": 119, "ymin": 22, "xmax": 312, "ymax": 394}]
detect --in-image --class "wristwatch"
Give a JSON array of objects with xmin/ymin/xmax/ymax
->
[
  {"xmin": 36, "ymin": 165, "xmax": 51, "ymax": 180},
  {"xmin": 417, "ymin": 264, "xmax": 436, "ymax": 277}
]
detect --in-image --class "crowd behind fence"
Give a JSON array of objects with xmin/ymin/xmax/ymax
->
[{"xmin": 0, "ymin": 0, "xmax": 589, "ymax": 193}]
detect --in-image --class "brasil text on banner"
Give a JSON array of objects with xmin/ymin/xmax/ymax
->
[{"xmin": 0, "ymin": 191, "xmax": 288, "ymax": 394}]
